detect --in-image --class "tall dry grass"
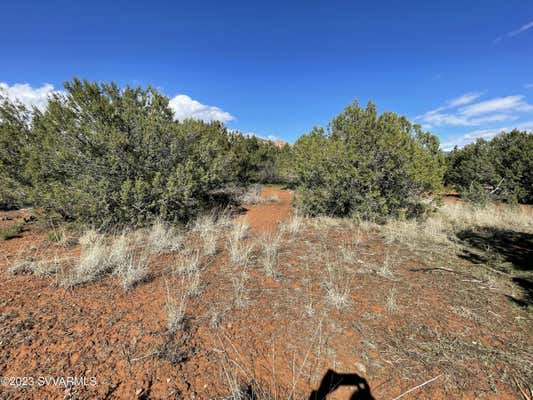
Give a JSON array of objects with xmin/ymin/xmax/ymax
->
[{"xmin": 382, "ymin": 202, "xmax": 532, "ymax": 248}]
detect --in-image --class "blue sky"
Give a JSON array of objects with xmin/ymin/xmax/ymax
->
[{"xmin": 1, "ymin": 0, "xmax": 532, "ymax": 149}]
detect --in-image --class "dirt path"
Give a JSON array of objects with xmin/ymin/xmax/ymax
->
[{"xmin": 239, "ymin": 186, "xmax": 293, "ymax": 233}]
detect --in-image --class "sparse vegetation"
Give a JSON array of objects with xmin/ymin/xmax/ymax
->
[
  {"xmin": 228, "ymin": 221, "xmax": 254, "ymax": 265},
  {"xmin": 165, "ymin": 279, "xmax": 188, "ymax": 334},
  {"xmin": 260, "ymin": 232, "xmax": 281, "ymax": 278},
  {"xmin": 146, "ymin": 220, "xmax": 183, "ymax": 254},
  {"xmin": 114, "ymin": 250, "xmax": 151, "ymax": 290},
  {"xmin": 193, "ymin": 212, "xmax": 226, "ymax": 256},
  {"xmin": 281, "ymin": 213, "xmax": 303, "ymax": 235},
  {"xmin": 0, "ymin": 223, "xmax": 23, "ymax": 240},
  {"xmin": 323, "ymin": 258, "xmax": 352, "ymax": 310},
  {"xmin": 382, "ymin": 201, "xmax": 532, "ymax": 249}
]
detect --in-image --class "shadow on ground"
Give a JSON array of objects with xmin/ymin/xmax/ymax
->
[
  {"xmin": 456, "ymin": 227, "xmax": 533, "ymax": 307},
  {"xmin": 308, "ymin": 369, "xmax": 375, "ymax": 400}
]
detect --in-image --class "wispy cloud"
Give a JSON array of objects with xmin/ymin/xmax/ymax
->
[
  {"xmin": 446, "ymin": 92, "xmax": 485, "ymax": 108},
  {"xmin": 441, "ymin": 120, "xmax": 533, "ymax": 151},
  {"xmin": 0, "ymin": 82, "xmax": 58, "ymax": 111},
  {"xmin": 168, "ymin": 94, "xmax": 234, "ymax": 123},
  {"xmin": 525, "ymin": 83, "xmax": 533, "ymax": 89},
  {"xmin": 460, "ymin": 95, "xmax": 533, "ymax": 116},
  {"xmin": 416, "ymin": 93, "xmax": 533, "ymax": 128},
  {"xmin": 494, "ymin": 20, "xmax": 533, "ymax": 43}
]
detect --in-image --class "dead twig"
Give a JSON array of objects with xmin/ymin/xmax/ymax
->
[
  {"xmin": 513, "ymin": 375, "xmax": 532, "ymax": 400},
  {"xmin": 391, "ymin": 374, "xmax": 443, "ymax": 400}
]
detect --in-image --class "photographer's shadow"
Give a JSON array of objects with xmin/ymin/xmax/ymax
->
[{"xmin": 309, "ymin": 369, "xmax": 375, "ymax": 400}]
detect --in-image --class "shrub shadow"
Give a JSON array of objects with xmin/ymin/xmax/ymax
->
[
  {"xmin": 456, "ymin": 227, "xmax": 532, "ymax": 271},
  {"xmin": 456, "ymin": 227, "xmax": 533, "ymax": 306}
]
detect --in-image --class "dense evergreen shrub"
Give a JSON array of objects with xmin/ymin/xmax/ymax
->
[
  {"xmin": 0, "ymin": 99, "xmax": 33, "ymax": 209},
  {"xmin": 17, "ymin": 79, "xmax": 235, "ymax": 226},
  {"xmin": 229, "ymin": 134, "xmax": 280, "ymax": 183},
  {"xmin": 445, "ymin": 130, "xmax": 532, "ymax": 204},
  {"xmin": 292, "ymin": 101, "xmax": 445, "ymax": 219},
  {"xmin": 228, "ymin": 133, "xmax": 292, "ymax": 184}
]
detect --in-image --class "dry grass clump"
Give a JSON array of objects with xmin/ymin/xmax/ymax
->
[
  {"xmin": 146, "ymin": 220, "xmax": 183, "ymax": 255},
  {"xmin": 8, "ymin": 258, "xmax": 62, "ymax": 277},
  {"xmin": 382, "ymin": 217, "xmax": 449, "ymax": 247},
  {"xmin": 385, "ymin": 287, "xmax": 398, "ymax": 312},
  {"xmin": 260, "ymin": 232, "xmax": 281, "ymax": 278},
  {"xmin": 63, "ymin": 232, "xmax": 112, "ymax": 287},
  {"xmin": 174, "ymin": 250, "xmax": 201, "ymax": 276},
  {"xmin": 228, "ymin": 221, "xmax": 254, "ymax": 265},
  {"xmin": 231, "ymin": 264, "xmax": 250, "ymax": 308},
  {"xmin": 173, "ymin": 250, "xmax": 203, "ymax": 296},
  {"xmin": 281, "ymin": 213, "xmax": 303, "ymax": 235},
  {"xmin": 440, "ymin": 202, "xmax": 532, "ymax": 232},
  {"xmin": 0, "ymin": 223, "xmax": 24, "ymax": 240},
  {"xmin": 61, "ymin": 229, "xmax": 151, "ymax": 289},
  {"xmin": 114, "ymin": 251, "xmax": 151, "ymax": 290},
  {"xmin": 377, "ymin": 251, "xmax": 395, "ymax": 278},
  {"xmin": 322, "ymin": 260, "xmax": 352, "ymax": 310},
  {"xmin": 193, "ymin": 212, "xmax": 228, "ymax": 256},
  {"xmin": 78, "ymin": 228, "xmax": 100, "ymax": 246},
  {"xmin": 382, "ymin": 201, "xmax": 532, "ymax": 249},
  {"xmin": 165, "ymin": 279, "xmax": 188, "ymax": 334}
]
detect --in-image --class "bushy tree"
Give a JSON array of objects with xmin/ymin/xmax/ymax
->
[
  {"xmin": 293, "ymin": 101, "xmax": 445, "ymax": 219},
  {"xmin": 445, "ymin": 130, "xmax": 532, "ymax": 204},
  {"xmin": 21, "ymin": 79, "xmax": 235, "ymax": 226},
  {"xmin": 0, "ymin": 99, "xmax": 34, "ymax": 209},
  {"xmin": 228, "ymin": 133, "xmax": 288, "ymax": 184}
]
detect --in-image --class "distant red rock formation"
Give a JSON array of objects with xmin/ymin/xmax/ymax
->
[{"xmin": 274, "ymin": 140, "xmax": 287, "ymax": 148}]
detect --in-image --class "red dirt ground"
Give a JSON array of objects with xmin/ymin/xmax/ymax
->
[
  {"xmin": 238, "ymin": 187, "xmax": 293, "ymax": 233},
  {"xmin": 0, "ymin": 188, "xmax": 531, "ymax": 399}
]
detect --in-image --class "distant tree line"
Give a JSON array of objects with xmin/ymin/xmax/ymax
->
[
  {"xmin": 445, "ymin": 130, "xmax": 533, "ymax": 205},
  {"xmin": 2, "ymin": 79, "xmax": 531, "ymax": 227}
]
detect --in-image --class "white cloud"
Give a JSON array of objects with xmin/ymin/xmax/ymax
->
[
  {"xmin": 168, "ymin": 94, "xmax": 234, "ymax": 123},
  {"xmin": 507, "ymin": 20, "xmax": 533, "ymax": 37},
  {"xmin": 441, "ymin": 120, "xmax": 533, "ymax": 151},
  {"xmin": 0, "ymin": 82, "xmax": 57, "ymax": 111},
  {"xmin": 416, "ymin": 93, "xmax": 533, "ymax": 127},
  {"xmin": 460, "ymin": 95, "xmax": 533, "ymax": 116},
  {"xmin": 525, "ymin": 83, "xmax": 533, "ymax": 89},
  {"xmin": 495, "ymin": 20, "xmax": 533, "ymax": 43},
  {"xmin": 446, "ymin": 92, "xmax": 484, "ymax": 108},
  {"xmin": 1, "ymin": 82, "xmax": 236, "ymax": 124},
  {"xmin": 229, "ymin": 129, "xmax": 282, "ymax": 143}
]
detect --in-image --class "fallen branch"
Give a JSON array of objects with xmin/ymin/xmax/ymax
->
[
  {"xmin": 391, "ymin": 374, "xmax": 443, "ymax": 400},
  {"xmin": 411, "ymin": 267, "xmax": 457, "ymax": 273},
  {"xmin": 131, "ymin": 351, "xmax": 159, "ymax": 362},
  {"xmin": 513, "ymin": 375, "xmax": 532, "ymax": 400}
]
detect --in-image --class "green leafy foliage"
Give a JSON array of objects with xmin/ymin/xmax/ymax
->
[
  {"xmin": 292, "ymin": 101, "xmax": 445, "ymax": 219},
  {"xmin": 18, "ymin": 79, "xmax": 236, "ymax": 226},
  {"xmin": 0, "ymin": 99, "xmax": 34, "ymax": 209},
  {"xmin": 445, "ymin": 130, "xmax": 533, "ymax": 204},
  {"xmin": 0, "ymin": 223, "xmax": 24, "ymax": 240},
  {"xmin": 228, "ymin": 133, "xmax": 289, "ymax": 184}
]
